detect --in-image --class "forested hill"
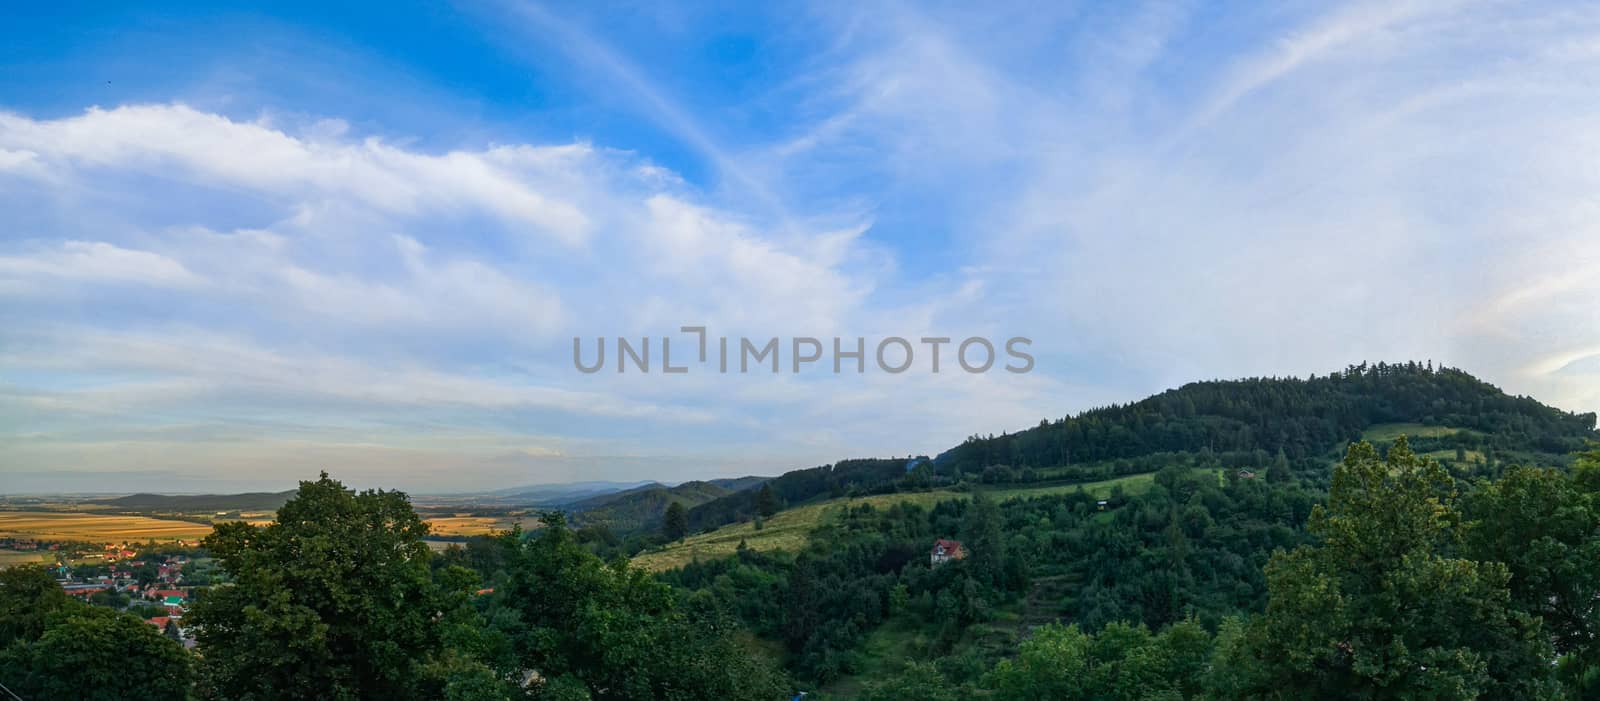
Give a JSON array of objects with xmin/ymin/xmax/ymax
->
[
  {"xmin": 683, "ymin": 362, "xmax": 1595, "ymax": 533},
  {"xmin": 940, "ymin": 362, "xmax": 1597, "ymax": 474}
]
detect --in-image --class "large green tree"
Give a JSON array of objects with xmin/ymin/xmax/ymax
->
[
  {"xmin": 189, "ymin": 473, "xmax": 470, "ymax": 700},
  {"xmin": 755, "ymin": 484, "xmax": 779, "ymax": 519},
  {"xmin": 1227, "ymin": 438, "xmax": 1555, "ymax": 699},
  {"xmin": 984, "ymin": 619, "xmax": 1212, "ymax": 701},
  {"xmin": 1463, "ymin": 447, "xmax": 1600, "ymax": 695},
  {"xmin": 0, "ymin": 563, "xmax": 69, "ymax": 646},
  {"xmin": 496, "ymin": 512, "xmax": 787, "ymax": 700},
  {"xmin": 662, "ymin": 501, "xmax": 688, "ymax": 542}
]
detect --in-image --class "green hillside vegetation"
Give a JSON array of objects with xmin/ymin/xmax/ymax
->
[
  {"xmin": 635, "ymin": 469, "xmax": 1230, "ymax": 572},
  {"xmin": 570, "ymin": 480, "xmax": 735, "ymax": 532},
  {"xmin": 10, "ymin": 364, "xmax": 1600, "ymax": 699},
  {"xmin": 634, "ymin": 490, "xmax": 965, "ymax": 572}
]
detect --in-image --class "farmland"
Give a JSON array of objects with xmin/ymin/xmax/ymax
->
[
  {"xmin": 0, "ymin": 511, "xmax": 215, "ymax": 541},
  {"xmin": 0, "ymin": 550, "xmax": 48, "ymax": 567},
  {"xmin": 632, "ymin": 490, "xmax": 965, "ymax": 572},
  {"xmin": 424, "ymin": 514, "xmax": 541, "ymax": 537},
  {"xmin": 0, "ymin": 509, "xmax": 532, "ymax": 549}
]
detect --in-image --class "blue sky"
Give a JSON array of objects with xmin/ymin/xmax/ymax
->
[{"xmin": 4, "ymin": 1, "xmax": 1600, "ymax": 492}]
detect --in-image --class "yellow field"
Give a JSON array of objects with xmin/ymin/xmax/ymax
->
[
  {"xmin": 425, "ymin": 515, "xmax": 539, "ymax": 537},
  {"xmin": 0, "ymin": 512, "xmax": 214, "ymax": 541}
]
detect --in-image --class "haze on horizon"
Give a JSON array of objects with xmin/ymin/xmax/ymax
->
[{"xmin": 4, "ymin": 1, "xmax": 1600, "ymax": 494}]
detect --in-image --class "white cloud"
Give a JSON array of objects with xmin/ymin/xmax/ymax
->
[
  {"xmin": 0, "ymin": 241, "xmax": 205, "ymax": 289},
  {"xmin": 0, "ymin": 104, "xmax": 592, "ymax": 245}
]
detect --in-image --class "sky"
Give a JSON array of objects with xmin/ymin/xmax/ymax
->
[{"xmin": 3, "ymin": 0, "xmax": 1600, "ymax": 493}]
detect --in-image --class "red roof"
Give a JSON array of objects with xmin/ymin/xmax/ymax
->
[
  {"xmin": 932, "ymin": 539, "xmax": 965, "ymax": 557},
  {"xmin": 146, "ymin": 616, "xmax": 171, "ymax": 628},
  {"xmin": 474, "ymin": 588, "xmax": 495, "ymax": 596}
]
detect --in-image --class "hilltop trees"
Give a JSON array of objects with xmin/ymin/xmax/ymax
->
[
  {"xmin": 1222, "ymin": 439, "xmax": 1554, "ymax": 699},
  {"xmin": 943, "ymin": 364, "xmax": 1596, "ymax": 475},
  {"xmin": 189, "ymin": 473, "xmax": 481, "ymax": 700}
]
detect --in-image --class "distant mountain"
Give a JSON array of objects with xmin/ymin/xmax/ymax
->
[
  {"xmin": 568, "ymin": 481, "xmax": 737, "ymax": 532},
  {"xmin": 489, "ymin": 480, "xmax": 659, "ymax": 506},
  {"xmin": 95, "ymin": 491, "xmax": 295, "ymax": 512}
]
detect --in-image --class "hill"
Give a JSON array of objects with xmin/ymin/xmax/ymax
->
[
  {"xmin": 94, "ymin": 491, "xmax": 295, "ymax": 513},
  {"xmin": 940, "ymin": 361, "xmax": 1595, "ymax": 474},
  {"xmin": 679, "ymin": 362, "xmax": 1598, "ymax": 536},
  {"xmin": 488, "ymin": 480, "xmax": 657, "ymax": 506},
  {"xmin": 570, "ymin": 480, "xmax": 736, "ymax": 531}
]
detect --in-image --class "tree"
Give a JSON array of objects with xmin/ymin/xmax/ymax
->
[
  {"xmin": 861, "ymin": 661, "xmax": 959, "ymax": 701},
  {"xmin": 663, "ymin": 501, "xmax": 689, "ymax": 541},
  {"xmin": 0, "ymin": 603, "xmax": 194, "ymax": 700},
  {"xmin": 496, "ymin": 512, "xmax": 788, "ymax": 700},
  {"xmin": 1267, "ymin": 448, "xmax": 1291, "ymax": 483},
  {"xmin": 1463, "ymin": 456, "xmax": 1600, "ymax": 696},
  {"xmin": 0, "ymin": 564, "xmax": 69, "ymax": 646},
  {"xmin": 189, "ymin": 472, "xmax": 466, "ymax": 700},
  {"xmin": 756, "ymin": 484, "xmax": 779, "ymax": 519},
  {"xmin": 984, "ymin": 619, "xmax": 1212, "ymax": 701},
  {"xmin": 962, "ymin": 491, "xmax": 1006, "ymax": 588},
  {"xmin": 1228, "ymin": 438, "xmax": 1555, "ymax": 699}
]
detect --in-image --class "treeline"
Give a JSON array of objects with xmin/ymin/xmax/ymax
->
[{"xmin": 942, "ymin": 362, "xmax": 1596, "ymax": 473}]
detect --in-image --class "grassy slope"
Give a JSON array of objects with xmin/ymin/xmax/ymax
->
[
  {"xmin": 632, "ymin": 490, "xmax": 964, "ymax": 572},
  {"xmin": 1361, "ymin": 422, "xmax": 1461, "ymax": 442},
  {"xmin": 631, "ymin": 469, "xmax": 1220, "ymax": 572}
]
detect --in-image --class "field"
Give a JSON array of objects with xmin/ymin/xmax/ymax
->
[
  {"xmin": 0, "ymin": 512, "xmax": 215, "ymax": 541},
  {"xmin": 631, "ymin": 490, "xmax": 966, "ymax": 572},
  {"xmin": 1362, "ymin": 423, "xmax": 1460, "ymax": 442},
  {"xmin": 0, "ymin": 509, "xmax": 531, "ymax": 545},
  {"xmin": 424, "ymin": 514, "xmax": 541, "ymax": 537},
  {"xmin": 984, "ymin": 472, "xmax": 1154, "ymax": 501},
  {"xmin": 0, "ymin": 550, "xmax": 48, "ymax": 567}
]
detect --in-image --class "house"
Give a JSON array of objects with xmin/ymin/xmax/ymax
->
[
  {"xmin": 930, "ymin": 539, "xmax": 966, "ymax": 566},
  {"xmin": 1237, "ymin": 469, "xmax": 1257, "ymax": 479},
  {"xmin": 1096, "ymin": 500, "xmax": 1108, "ymax": 511},
  {"xmin": 146, "ymin": 616, "xmax": 171, "ymax": 629}
]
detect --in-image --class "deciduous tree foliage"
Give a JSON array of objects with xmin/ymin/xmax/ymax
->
[
  {"xmin": 492, "ymin": 512, "xmax": 787, "ymax": 700},
  {"xmin": 0, "ymin": 566, "xmax": 194, "ymax": 701},
  {"xmin": 189, "ymin": 472, "xmax": 470, "ymax": 700},
  {"xmin": 1225, "ymin": 438, "xmax": 1555, "ymax": 699}
]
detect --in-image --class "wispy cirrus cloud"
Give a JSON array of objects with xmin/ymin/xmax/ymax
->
[{"xmin": 4, "ymin": 1, "xmax": 1600, "ymax": 491}]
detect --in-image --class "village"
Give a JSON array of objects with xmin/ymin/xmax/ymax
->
[{"xmin": 3, "ymin": 536, "xmax": 212, "ymax": 648}]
